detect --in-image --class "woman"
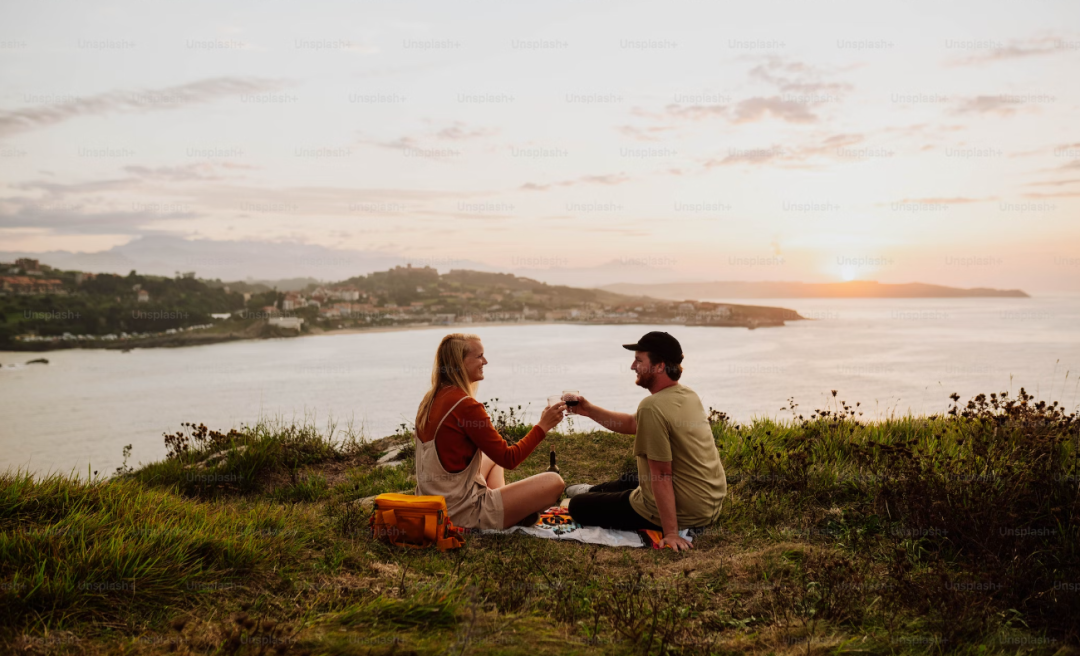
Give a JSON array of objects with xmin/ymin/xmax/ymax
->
[{"xmin": 414, "ymin": 333, "xmax": 566, "ymax": 529}]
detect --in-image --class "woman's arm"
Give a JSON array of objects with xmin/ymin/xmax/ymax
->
[{"xmin": 458, "ymin": 400, "xmax": 565, "ymax": 470}]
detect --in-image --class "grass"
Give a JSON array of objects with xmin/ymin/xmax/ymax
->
[{"xmin": 1, "ymin": 389, "xmax": 1078, "ymax": 655}]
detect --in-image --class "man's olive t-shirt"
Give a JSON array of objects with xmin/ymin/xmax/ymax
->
[{"xmin": 628, "ymin": 384, "xmax": 727, "ymax": 528}]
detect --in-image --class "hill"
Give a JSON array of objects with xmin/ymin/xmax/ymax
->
[
  {"xmin": 1, "ymin": 388, "xmax": 1075, "ymax": 652},
  {"xmin": 1, "ymin": 261, "xmax": 805, "ymax": 350},
  {"xmin": 317, "ymin": 265, "xmax": 803, "ymax": 328}
]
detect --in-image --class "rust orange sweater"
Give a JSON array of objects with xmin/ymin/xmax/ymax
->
[{"xmin": 417, "ymin": 386, "xmax": 546, "ymax": 473}]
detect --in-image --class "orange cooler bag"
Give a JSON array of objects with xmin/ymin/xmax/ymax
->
[{"xmin": 369, "ymin": 493, "xmax": 465, "ymax": 551}]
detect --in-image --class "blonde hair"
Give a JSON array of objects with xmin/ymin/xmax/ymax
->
[{"xmin": 415, "ymin": 333, "xmax": 482, "ymax": 434}]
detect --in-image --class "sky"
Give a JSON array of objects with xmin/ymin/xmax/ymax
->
[{"xmin": 1, "ymin": 0, "xmax": 1078, "ymax": 291}]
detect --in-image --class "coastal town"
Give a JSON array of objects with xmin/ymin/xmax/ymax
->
[
  {"xmin": 1, "ymin": 261, "xmax": 803, "ymax": 350},
  {"xmin": 261, "ymin": 264, "xmax": 802, "ymax": 330}
]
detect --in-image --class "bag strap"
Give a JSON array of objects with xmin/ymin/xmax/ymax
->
[
  {"xmin": 377, "ymin": 508, "xmax": 432, "ymax": 550},
  {"xmin": 412, "ymin": 394, "xmax": 469, "ymax": 496},
  {"xmin": 437, "ymin": 534, "xmax": 465, "ymax": 551},
  {"xmin": 432, "ymin": 395, "xmax": 468, "ymax": 440},
  {"xmin": 436, "ymin": 518, "xmax": 466, "ymax": 551},
  {"xmin": 429, "ymin": 396, "xmax": 469, "ymax": 552}
]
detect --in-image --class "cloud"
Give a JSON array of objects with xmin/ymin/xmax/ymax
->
[
  {"xmin": 894, "ymin": 197, "xmax": 986, "ymax": 204},
  {"xmin": 0, "ymin": 200, "xmax": 195, "ymax": 235},
  {"xmin": 882, "ymin": 122, "xmax": 966, "ymax": 138},
  {"xmin": 363, "ymin": 135, "xmax": 422, "ymax": 152},
  {"xmin": 13, "ymin": 178, "xmax": 132, "ymax": 195},
  {"xmin": 747, "ymin": 56, "xmax": 851, "ymax": 96},
  {"xmin": 640, "ymin": 94, "xmax": 817, "ymax": 125},
  {"xmin": 1024, "ymin": 177, "xmax": 1080, "ymax": 187},
  {"xmin": 1021, "ymin": 191, "xmax": 1080, "ymax": 199},
  {"xmin": 704, "ymin": 133, "xmax": 864, "ymax": 168},
  {"xmin": 802, "ymin": 133, "xmax": 865, "ymax": 155},
  {"xmin": 660, "ymin": 104, "xmax": 729, "ymax": 121},
  {"xmin": 953, "ymin": 95, "xmax": 1038, "ymax": 117},
  {"xmin": 123, "ymin": 163, "xmax": 245, "ymax": 182},
  {"xmin": 1, "ymin": 173, "xmax": 484, "ymax": 243},
  {"xmin": 948, "ymin": 34, "xmax": 1079, "ymax": 66},
  {"xmin": 414, "ymin": 210, "xmax": 515, "ymax": 221},
  {"xmin": 617, "ymin": 56, "xmax": 849, "ymax": 139},
  {"xmin": 0, "ymin": 77, "xmax": 291, "ymax": 137},
  {"xmin": 356, "ymin": 121, "xmax": 496, "ymax": 159},
  {"xmin": 358, "ymin": 135, "xmax": 463, "ymax": 160},
  {"xmin": 2, "ymin": 173, "xmax": 200, "ymax": 237},
  {"xmin": 1039, "ymin": 143, "xmax": 1080, "ymax": 172},
  {"xmin": 575, "ymin": 227, "xmax": 652, "ymax": 237},
  {"xmin": 519, "ymin": 173, "xmax": 630, "ymax": 191},
  {"xmin": 706, "ymin": 145, "xmax": 787, "ymax": 167},
  {"xmin": 616, "ymin": 124, "xmax": 676, "ymax": 142},
  {"xmin": 729, "ymin": 96, "xmax": 819, "ymax": 124},
  {"xmin": 434, "ymin": 122, "xmax": 498, "ymax": 140}
]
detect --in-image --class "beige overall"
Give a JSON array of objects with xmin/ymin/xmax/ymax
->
[{"xmin": 415, "ymin": 395, "xmax": 505, "ymax": 530}]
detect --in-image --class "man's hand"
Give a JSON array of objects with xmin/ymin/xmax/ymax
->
[
  {"xmin": 571, "ymin": 394, "xmax": 593, "ymax": 417},
  {"xmin": 648, "ymin": 458, "xmax": 684, "ymax": 550},
  {"xmin": 658, "ymin": 533, "xmax": 693, "ymax": 552}
]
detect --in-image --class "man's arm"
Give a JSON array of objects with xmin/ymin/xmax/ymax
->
[
  {"xmin": 576, "ymin": 397, "xmax": 637, "ymax": 434},
  {"xmin": 648, "ymin": 458, "xmax": 692, "ymax": 552}
]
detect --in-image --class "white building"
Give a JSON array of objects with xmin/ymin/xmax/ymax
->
[
  {"xmin": 268, "ymin": 317, "xmax": 304, "ymax": 330},
  {"xmin": 331, "ymin": 288, "xmax": 361, "ymax": 301},
  {"xmin": 281, "ymin": 294, "xmax": 303, "ymax": 311}
]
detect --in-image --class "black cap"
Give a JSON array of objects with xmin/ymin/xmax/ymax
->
[{"xmin": 623, "ymin": 331, "xmax": 683, "ymax": 364}]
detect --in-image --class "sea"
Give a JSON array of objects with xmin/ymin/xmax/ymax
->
[{"xmin": 2, "ymin": 296, "xmax": 1077, "ymax": 478}]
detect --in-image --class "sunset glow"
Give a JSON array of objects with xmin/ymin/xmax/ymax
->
[{"xmin": 1, "ymin": 1, "xmax": 1078, "ymax": 291}]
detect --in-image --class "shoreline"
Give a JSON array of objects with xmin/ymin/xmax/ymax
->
[
  {"xmin": 305, "ymin": 320, "xmax": 554, "ymax": 338},
  {"xmin": 0, "ymin": 317, "xmax": 791, "ymax": 354}
]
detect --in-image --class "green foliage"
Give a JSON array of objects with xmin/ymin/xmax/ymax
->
[
  {"xmin": 713, "ymin": 388, "xmax": 1079, "ymax": 645},
  {"xmin": 134, "ymin": 419, "xmax": 347, "ymax": 498},
  {"xmin": 0, "ymin": 271, "xmax": 246, "ymax": 345},
  {"xmin": 332, "ymin": 591, "xmax": 461, "ymax": 629},
  {"xmin": 3, "ymin": 390, "xmax": 1078, "ymax": 653},
  {"xmin": 271, "ymin": 474, "xmax": 330, "ymax": 504},
  {"xmin": 481, "ymin": 398, "xmax": 533, "ymax": 442},
  {"xmin": 0, "ymin": 472, "xmax": 314, "ymax": 630}
]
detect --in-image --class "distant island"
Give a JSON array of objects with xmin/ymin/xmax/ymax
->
[
  {"xmin": 601, "ymin": 280, "xmax": 1030, "ymax": 300},
  {"xmin": 0, "ymin": 259, "xmax": 803, "ymax": 351}
]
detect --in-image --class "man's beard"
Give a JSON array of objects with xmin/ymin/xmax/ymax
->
[{"xmin": 635, "ymin": 370, "xmax": 655, "ymax": 389}]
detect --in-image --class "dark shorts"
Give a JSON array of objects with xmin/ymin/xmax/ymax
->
[{"xmin": 566, "ymin": 472, "xmax": 663, "ymax": 531}]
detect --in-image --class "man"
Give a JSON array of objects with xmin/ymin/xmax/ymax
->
[{"xmin": 567, "ymin": 331, "xmax": 727, "ymax": 552}]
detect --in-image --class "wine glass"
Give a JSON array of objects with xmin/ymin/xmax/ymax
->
[{"xmin": 562, "ymin": 390, "xmax": 580, "ymax": 414}]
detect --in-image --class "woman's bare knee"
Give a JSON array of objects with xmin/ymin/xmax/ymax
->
[
  {"xmin": 499, "ymin": 473, "xmax": 563, "ymax": 522},
  {"xmin": 541, "ymin": 472, "xmax": 564, "ymax": 501}
]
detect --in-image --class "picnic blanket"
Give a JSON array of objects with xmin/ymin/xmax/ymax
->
[{"xmin": 479, "ymin": 506, "xmax": 694, "ymax": 549}]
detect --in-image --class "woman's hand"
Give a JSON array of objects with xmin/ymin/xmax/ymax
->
[{"xmin": 538, "ymin": 401, "xmax": 566, "ymax": 433}]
